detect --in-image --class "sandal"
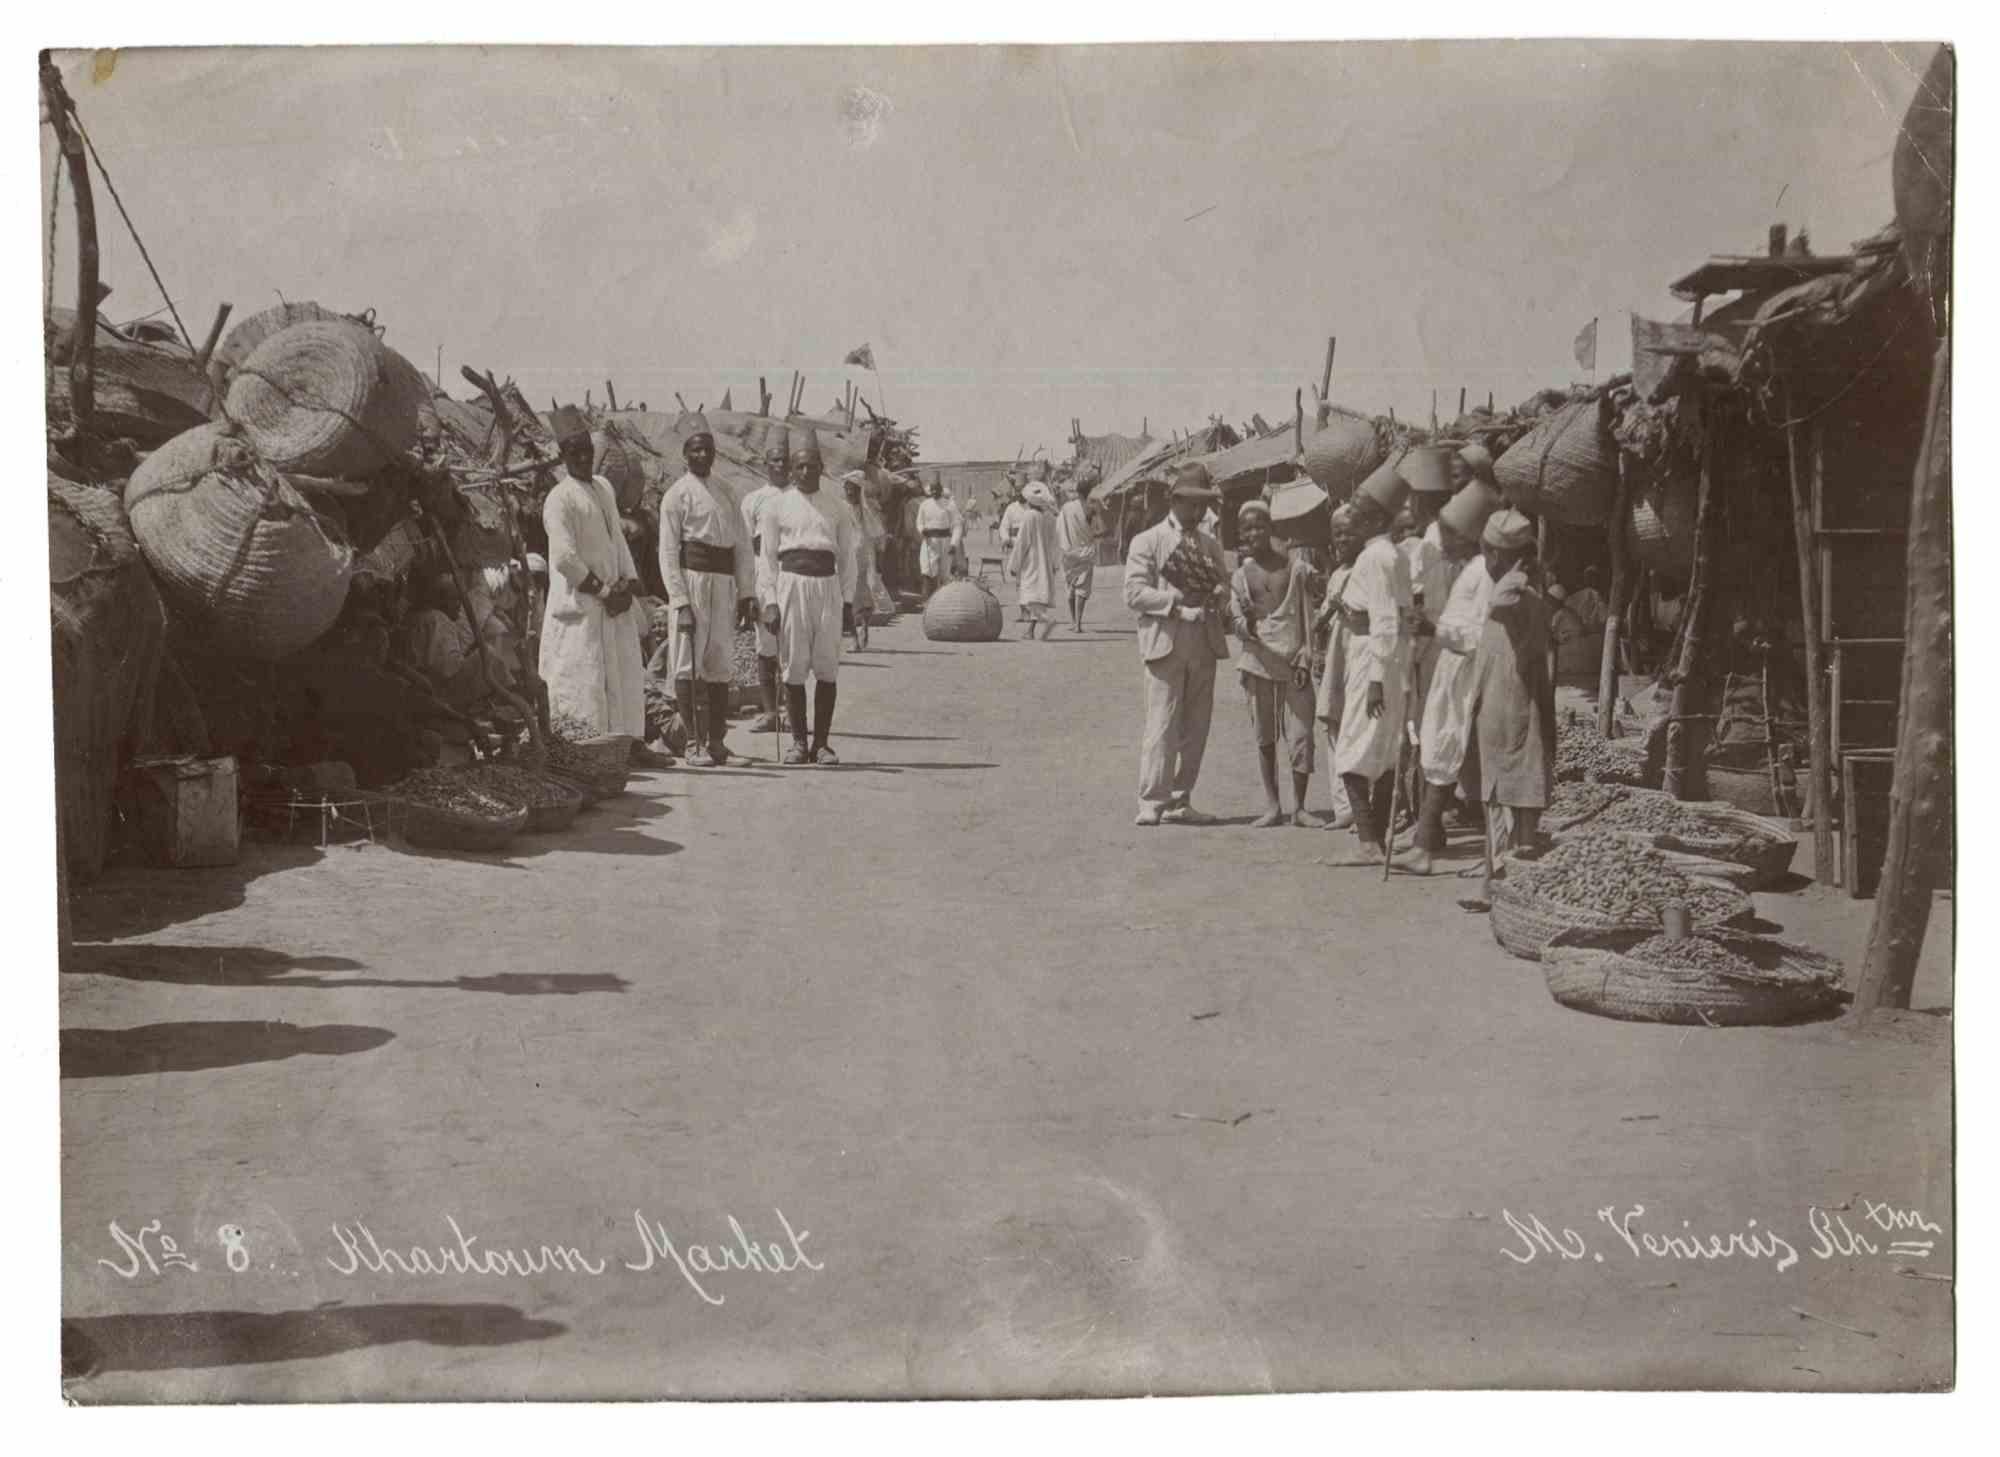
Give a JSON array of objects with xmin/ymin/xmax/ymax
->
[
  {"xmin": 782, "ymin": 743, "xmax": 809, "ymax": 767},
  {"xmin": 811, "ymin": 745, "xmax": 841, "ymax": 766}
]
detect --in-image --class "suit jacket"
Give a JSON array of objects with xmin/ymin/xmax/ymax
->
[{"xmin": 1122, "ymin": 517, "xmax": 1231, "ymax": 664}]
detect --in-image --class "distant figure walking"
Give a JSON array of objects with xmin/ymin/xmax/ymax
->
[{"xmin": 1008, "ymin": 482, "xmax": 1062, "ymax": 641}]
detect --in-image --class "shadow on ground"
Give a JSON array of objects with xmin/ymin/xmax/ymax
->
[
  {"xmin": 62, "ymin": 943, "xmax": 627, "ymax": 997},
  {"xmin": 68, "ymin": 845, "xmax": 327, "ymax": 943},
  {"xmin": 62, "ymin": 1302, "xmax": 566, "ymax": 1378},
  {"xmin": 60, "ymin": 1021, "xmax": 395, "ymax": 1078}
]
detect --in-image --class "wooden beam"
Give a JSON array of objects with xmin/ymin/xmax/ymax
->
[
  {"xmin": 1855, "ymin": 337, "xmax": 1952, "ymax": 1010},
  {"xmin": 1784, "ymin": 401, "xmax": 1836, "ymax": 880},
  {"xmin": 1664, "ymin": 424, "xmax": 1722, "ymax": 800},
  {"xmin": 40, "ymin": 55, "xmax": 98, "ymax": 434},
  {"xmin": 1598, "ymin": 454, "xmax": 1633, "ymax": 739}
]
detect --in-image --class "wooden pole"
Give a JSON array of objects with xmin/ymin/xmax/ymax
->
[
  {"xmin": 1321, "ymin": 335, "xmax": 1336, "ymax": 403},
  {"xmin": 1294, "ymin": 388, "xmax": 1304, "ymax": 455},
  {"xmin": 1458, "ymin": 386, "xmax": 1467, "ymax": 418},
  {"xmin": 758, "ymin": 376, "xmax": 769, "ymax": 416},
  {"xmin": 606, "ymin": 380, "xmax": 619, "ymax": 412},
  {"xmin": 1488, "ymin": 391, "xmax": 1494, "ymax": 412},
  {"xmin": 1664, "ymin": 422, "xmax": 1722, "ymax": 800},
  {"xmin": 1597, "ymin": 453, "xmax": 1633, "ymax": 739},
  {"xmin": 40, "ymin": 55, "xmax": 97, "ymax": 434},
  {"xmin": 1783, "ymin": 398, "xmax": 1835, "ymax": 878},
  {"xmin": 193, "ymin": 301, "xmax": 232, "ymax": 374},
  {"xmin": 1855, "ymin": 337, "xmax": 1952, "ymax": 1010}
]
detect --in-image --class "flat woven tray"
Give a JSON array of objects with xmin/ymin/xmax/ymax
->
[
  {"xmin": 1542, "ymin": 928, "xmax": 1846, "ymax": 1026},
  {"xmin": 1488, "ymin": 877, "xmax": 1755, "ymax": 962}
]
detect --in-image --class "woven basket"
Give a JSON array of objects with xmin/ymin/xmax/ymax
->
[
  {"xmin": 462, "ymin": 765, "xmax": 585, "ymax": 834},
  {"xmin": 222, "ymin": 321, "xmax": 422, "ymax": 477},
  {"xmin": 207, "ymin": 300, "xmax": 345, "ymax": 400},
  {"xmin": 393, "ymin": 795, "xmax": 529, "ymax": 853},
  {"xmin": 1625, "ymin": 467, "xmax": 1698, "ymax": 573},
  {"xmin": 1546, "ymin": 783, "xmax": 1630, "ymax": 835},
  {"xmin": 1301, "ymin": 410, "xmax": 1386, "ymax": 499},
  {"xmin": 923, "ymin": 579, "xmax": 1004, "ymax": 642},
  {"xmin": 1494, "ymin": 399, "xmax": 1617, "ymax": 526},
  {"xmin": 1542, "ymin": 928, "xmax": 1847, "ymax": 1026},
  {"xmin": 125, "ymin": 423, "xmax": 355, "ymax": 660},
  {"xmin": 592, "ymin": 430, "xmax": 645, "ymax": 513},
  {"xmin": 1488, "ymin": 877, "xmax": 1755, "ymax": 962},
  {"xmin": 1597, "ymin": 792, "xmax": 1797, "ymax": 888},
  {"xmin": 1703, "ymin": 764, "xmax": 1790, "ymax": 819},
  {"xmin": 1597, "ymin": 832, "xmax": 1762, "ymax": 892}
]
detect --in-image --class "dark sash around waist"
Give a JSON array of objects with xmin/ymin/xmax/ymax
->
[
  {"xmin": 921, "ymin": 528, "xmax": 953, "ymax": 539},
  {"xmin": 1338, "ymin": 604, "xmax": 1371, "ymax": 635},
  {"xmin": 679, "ymin": 540, "xmax": 737, "ymax": 574},
  {"xmin": 778, "ymin": 548, "xmax": 837, "ymax": 578}
]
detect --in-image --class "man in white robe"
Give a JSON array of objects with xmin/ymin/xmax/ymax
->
[
  {"xmin": 1325, "ymin": 456, "xmax": 1413, "ymax": 865},
  {"xmin": 1393, "ymin": 475, "xmax": 1503, "ymax": 873},
  {"xmin": 539, "ymin": 406, "xmax": 646, "ymax": 743},
  {"xmin": 738, "ymin": 425, "xmax": 793, "ymax": 734},
  {"xmin": 759, "ymin": 424, "xmax": 857, "ymax": 766},
  {"xmin": 1008, "ymin": 482, "xmax": 1062, "ymax": 640},
  {"xmin": 1056, "ymin": 469, "xmax": 1102, "ymax": 633},
  {"xmin": 916, "ymin": 478, "xmax": 959, "ymax": 597},
  {"xmin": 659, "ymin": 412, "xmax": 756, "ymax": 766}
]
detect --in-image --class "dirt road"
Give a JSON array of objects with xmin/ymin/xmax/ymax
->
[{"xmin": 60, "ymin": 568, "xmax": 1953, "ymax": 1398}]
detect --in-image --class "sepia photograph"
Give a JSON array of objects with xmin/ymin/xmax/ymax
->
[{"xmin": 34, "ymin": 29, "xmax": 1955, "ymax": 1404}]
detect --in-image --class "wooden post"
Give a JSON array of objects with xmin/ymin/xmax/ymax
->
[
  {"xmin": 1321, "ymin": 336, "xmax": 1336, "ymax": 403},
  {"xmin": 193, "ymin": 301, "xmax": 232, "ymax": 374},
  {"xmin": 1664, "ymin": 424, "xmax": 1722, "ymax": 800},
  {"xmin": 1488, "ymin": 391, "xmax": 1494, "ymax": 412},
  {"xmin": 1458, "ymin": 386, "xmax": 1467, "ymax": 418},
  {"xmin": 1598, "ymin": 453, "xmax": 1633, "ymax": 739},
  {"xmin": 606, "ymin": 380, "xmax": 618, "ymax": 411},
  {"xmin": 1294, "ymin": 388, "xmax": 1304, "ymax": 455},
  {"xmin": 1783, "ymin": 398, "xmax": 1835, "ymax": 878},
  {"xmin": 40, "ymin": 55, "xmax": 97, "ymax": 434},
  {"xmin": 1856, "ymin": 337, "xmax": 1952, "ymax": 1010},
  {"xmin": 1430, "ymin": 389, "xmax": 1438, "ymax": 433},
  {"xmin": 758, "ymin": 376, "xmax": 769, "ymax": 416}
]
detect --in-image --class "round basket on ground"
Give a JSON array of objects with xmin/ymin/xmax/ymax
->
[
  {"xmin": 124, "ymin": 422, "xmax": 355, "ymax": 660},
  {"xmin": 1494, "ymin": 398, "xmax": 1617, "ymax": 526},
  {"xmin": 1541, "ymin": 927, "xmax": 1847, "ymax": 1026},
  {"xmin": 463, "ymin": 765, "xmax": 584, "ymax": 834},
  {"xmin": 1595, "ymin": 791, "xmax": 1798, "ymax": 888},
  {"xmin": 1487, "ymin": 877, "xmax": 1755, "ymax": 962},
  {"xmin": 374, "ymin": 786, "xmax": 528, "ymax": 853},
  {"xmin": 923, "ymin": 579, "xmax": 1004, "ymax": 642},
  {"xmin": 1596, "ymin": 832, "xmax": 1762, "ymax": 892},
  {"xmin": 222, "ymin": 320, "xmax": 423, "ymax": 477}
]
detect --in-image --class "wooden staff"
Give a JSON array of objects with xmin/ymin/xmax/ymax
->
[
  {"xmin": 1321, "ymin": 336, "xmax": 1337, "ymax": 405},
  {"xmin": 1598, "ymin": 453, "xmax": 1633, "ymax": 739},
  {"xmin": 1782, "ymin": 392, "xmax": 1834, "ymax": 878},
  {"xmin": 41, "ymin": 55, "xmax": 97, "ymax": 434}
]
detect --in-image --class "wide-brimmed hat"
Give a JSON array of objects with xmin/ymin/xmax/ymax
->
[{"xmin": 1169, "ymin": 462, "xmax": 1219, "ymax": 501}]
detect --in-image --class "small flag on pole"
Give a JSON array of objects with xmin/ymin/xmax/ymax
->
[
  {"xmin": 844, "ymin": 343, "xmax": 876, "ymax": 370},
  {"xmin": 1573, "ymin": 317, "xmax": 1599, "ymax": 373}
]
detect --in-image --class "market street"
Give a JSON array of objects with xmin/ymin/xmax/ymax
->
[{"xmin": 60, "ymin": 569, "xmax": 1952, "ymax": 1399}]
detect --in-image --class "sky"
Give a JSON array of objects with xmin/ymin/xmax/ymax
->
[{"xmin": 44, "ymin": 41, "xmax": 1937, "ymax": 461}]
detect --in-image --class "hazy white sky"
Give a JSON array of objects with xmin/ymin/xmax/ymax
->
[{"xmin": 46, "ymin": 41, "xmax": 1935, "ymax": 460}]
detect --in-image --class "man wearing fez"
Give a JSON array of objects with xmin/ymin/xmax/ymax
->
[
  {"xmin": 739, "ymin": 424, "xmax": 794, "ymax": 734},
  {"xmin": 539, "ymin": 405, "xmax": 646, "ymax": 742},
  {"xmin": 1393, "ymin": 471, "xmax": 1503, "ymax": 874},
  {"xmin": 916, "ymin": 475, "xmax": 959, "ymax": 599},
  {"xmin": 1322, "ymin": 455, "xmax": 1415, "ymax": 864},
  {"xmin": 659, "ymin": 411, "xmax": 757, "ymax": 767},
  {"xmin": 1467, "ymin": 507, "xmax": 1557, "ymax": 854},
  {"xmin": 759, "ymin": 424, "xmax": 858, "ymax": 765},
  {"xmin": 1122, "ymin": 462, "xmax": 1232, "ymax": 826}
]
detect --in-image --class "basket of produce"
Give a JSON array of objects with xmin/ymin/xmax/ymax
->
[
  {"xmin": 1542, "ymin": 927, "xmax": 1847, "ymax": 1027},
  {"xmin": 1555, "ymin": 717, "xmax": 1653, "ymax": 786},
  {"xmin": 383, "ymin": 768, "xmax": 529, "ymax": 853},
  {"xmin": 1546, "ymin": 781, "xmax": 1629, "ymax": 834},
  {"xmin": 1489, "ymin": 831, "xmax": 1756, "ymax": 962},
  {"xmin": 1589, "ymin": 790, "xmax": 1798, "ymax": 888},
  {"xmin": 1593, "ymin": 833, "xmax": 1762, "ymax": 892},
  {"xmin": 923, "ymin": 578, "xmax": 1004, "ymax": 642},
  {"xmin": 463, "ymin": 764, "xmax": 584, "ymax": 834},
  {"xmin": 540, "ymin": 733, "xmax": 630, "ymax": 803}
]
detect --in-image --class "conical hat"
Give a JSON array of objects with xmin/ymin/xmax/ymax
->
[
  {"xmin": 793, "ymin": 423, "xmax": 823, "ymax": 468},
  {"xmin": 1355, "ymin": 451, "xmax": 1410, "ymax": 518},
  {"xmin": 1438, "ymin": 479, "xmax": 1503, "ymax": 541}
]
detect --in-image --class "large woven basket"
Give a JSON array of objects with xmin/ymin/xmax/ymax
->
[
  {"xmin": 923, "ymin": 579, "xmax": 1004, "ymax": 642},
  {"xmin": 1625, "ymin": 466, "xmax": 1698, "ymax": 573},
  {"xmin": 1542, "ymin": 928, "xmax": 1847, "ymax": 1026},
  {"xmin": 222, "ymin": 320, "xmax": 422, "ymax": 477},
  {"xmin": 1546, "ymin": 783, "xmax": 1629, "ymax": 835},
  {"xmin": 1488, "ymin": 876, "xmax": 1755, "ymax": 962},
  {"xmin": 1595, "ymin": 792, "xmax": 1798, "ymax": 888},
  {"xmin": 1495, "ymin": 399, "xmax": 1617, "ymax": 526},
  {"xmin": 206, "ymin": 300, "xmax": 345, "ymax": 400},
  {"xmin": 393, "ymin": 795, "xmax": 529, "ymax": 854},
  {"xmin": 1596, "ymin": 832, "xmax": 1762, "ymax": 892},
  {"xmin": 125, "ymin": 423, "xmax": 355, "ymax": 659},
  {"xmin": 462, "ymin": 765, "xmax": 584, "ymax": 834},
  {"xmin": 1301, "ymin": 410, "xmax": 1386, "ymax": 499},
  {"xmin": 592, "ymin": 430, "xmax": 645, "ymax": 513}
]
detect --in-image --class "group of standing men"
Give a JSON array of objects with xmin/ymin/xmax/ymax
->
[
  {"xmin": 1122, "ymin": 442, "xmax": 1555, "ymax": 869},
  {"xmin": 537, "ymin": 405, "xmax": 861, "ymax": 770}
]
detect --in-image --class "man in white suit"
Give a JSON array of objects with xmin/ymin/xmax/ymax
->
[{"xmin": 1122, "ymin": 463, "xmax": 1233, "ymax": 826}]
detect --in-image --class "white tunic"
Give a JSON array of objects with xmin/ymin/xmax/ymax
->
[
  {"xmin": 1330, "ymin": 533, "xmax": 1410, "ymax": 779},
  {"xmin": 1419, "ymin": 556, "xmax": 1497, "ymax": 785},
  {"xmin": 916, "ymin": 497, "xmax": 959, "ymax": 577},
  {"xmin": 539, "ymin": 472, "xmax": 645, "ymax": 739},
  {"xmin": 740, "ymin": 481, "xmax": 787, "ymax": 656},
  {"xmin": 1007, "ymin": 504, "xmax": 1061, "ymax": 610},
  {"xmin": 759, "ymin": 487, "xmax": 858, "ymax": 685},
  {"xmin": 659, "ymin": 470, "xmax": 753, "ymax": 683}
]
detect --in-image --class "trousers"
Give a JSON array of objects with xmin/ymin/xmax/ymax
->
[
  {"xmin": 775, "ymin": 571, "xmax": 843, "ymax": 685},
  {"xmin": 668, "ymin": 569, "xmax": 738, "ymax": 682},
  {"xmin": 1137, "ymin": 633, "xmax": 1218, "ymax": 811}
]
